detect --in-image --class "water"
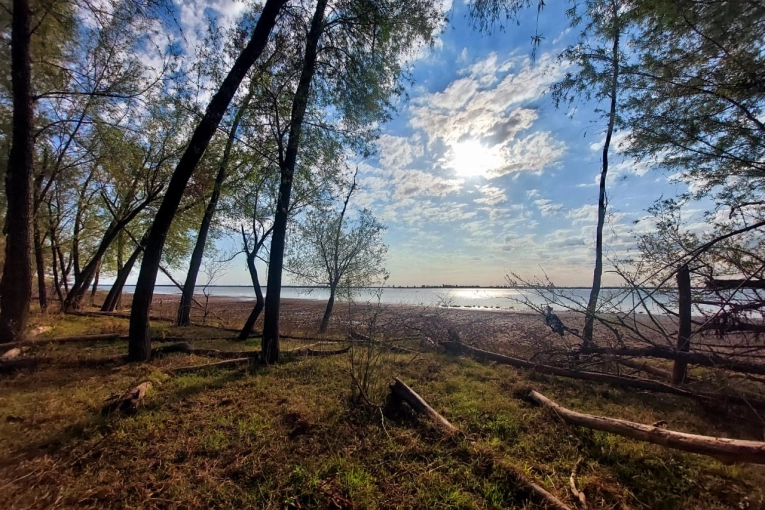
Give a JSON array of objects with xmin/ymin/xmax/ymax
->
[{"xmin": 119, "ymin": 285, "xmax": 671, "ymax": 313}]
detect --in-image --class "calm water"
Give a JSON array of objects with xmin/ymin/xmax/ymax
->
[{"xmin": 120, "ymin": 285, "xmax": 673, "ymax": 313}]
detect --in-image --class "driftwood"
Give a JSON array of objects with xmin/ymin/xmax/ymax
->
[
  {"xmin": 442, "ymin": 342, "xmax": 765, "ymax": 410},
  {"xmin": 569, "ymin": 457, "xmax": 587, "ymax": 509},
  {"xmin": 0, "ymin": 333, "xmax": 124, "ymax": 349},
  {"xmin": 389, "ymin": 378, "xmax": 571, "ymax": 510},
  {"xmin": 611, "ymin": 357, "xmax": 676, "ymax": 381},
  {"xmin": 1, "ymin": 346, "xmax": 29, "ymax": 360},
  {"xmin": 582, "ymin": 346, "xmax": 765, "ymax": 376},
  {"xmin": 167, "ymin": 358, "xmax": 251, "ymax": 375},
  {"xmin": 101, "ymin": 381, "xmax": 153, "ymax": 415},
  {"xmin": 527, "ymin": 390, "xmax": 765, "ymax": 465},
  {"xmin": 390, "ymin": 377, "xmax": 458, "ymax": 433},
  {"xmin": 0, "ymin": 358, "xmax": 42, "ymax": 373},
  {"xmin": 286, "ymin": 345, "xmax": 351, "ymax": 357},
  {"xmin": 66, "ymin": 310, "xmax": 175, "ymax": 322}
]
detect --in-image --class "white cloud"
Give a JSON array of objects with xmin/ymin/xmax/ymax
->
[
  {"xmin": 409, "ymin": 52, "xmax": 567, "ymax": 178},
  {"xmin": 533, "ymin": 199, "xmax": 563, "ymax": 216},
  {"xmin": 376, "ymin": 134, "xmax": 423, "ymax": 169},
  {"xmin": 474, "ymin": 185, "xmax": 507, "ymax": 206}
]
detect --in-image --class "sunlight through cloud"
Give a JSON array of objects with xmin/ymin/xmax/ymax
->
[{"xmin": 445, "ymin": 140, "xmax": 504, "ymax": 178}]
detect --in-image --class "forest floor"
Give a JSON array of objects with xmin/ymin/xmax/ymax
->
[{"xmin": 1, "ymin": 295, "xmax": 764, "ymax": 509}]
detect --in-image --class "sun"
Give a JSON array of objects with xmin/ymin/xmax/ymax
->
[{"xmin": 446, "ymin": 139, "xmax": 504, "ymax": 178}]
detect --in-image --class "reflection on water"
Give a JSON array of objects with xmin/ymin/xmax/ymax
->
[{"xmin": 120, "ymin": 285, "xmax": 680, "ymax": 314}]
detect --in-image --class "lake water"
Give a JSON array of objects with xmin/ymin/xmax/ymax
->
[{"xmin": 120, "ymin": 285, "xmax": 672, "ymax": 313}]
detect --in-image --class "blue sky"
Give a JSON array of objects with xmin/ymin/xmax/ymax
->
[{"xmin": 153, "ymin": 0, "xmax": 691, "ymax": 288}]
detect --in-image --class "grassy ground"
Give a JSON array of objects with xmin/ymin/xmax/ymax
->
[{"xmin": 1, "ymin": 312, "xmax": 764, "ymax": 509}]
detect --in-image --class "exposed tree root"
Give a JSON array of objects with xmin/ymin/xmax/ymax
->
[{"xmin": 527, "ymin": 389, "xmax": 765, "ymax": 465}]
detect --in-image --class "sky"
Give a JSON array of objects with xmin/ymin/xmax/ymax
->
[{"xmin": 153, "ymin": 0, "xmax": 691, "ymax": 289}]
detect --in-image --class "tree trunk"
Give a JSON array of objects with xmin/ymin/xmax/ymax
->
[
  {"xmin": 672, "ymin": 264, "xmax": 692, "ymax": 384},
  {"xmin": 262, "ymin": 0, "xmax": 328, "ymax": 365},
  {"xmin": 101, "ymin": 243, "xmax": 143, "ymax": 312},
  {"xmin": 527, "ymin": 389, "xmax": 765, "ymax": 464},
  {"xmin": 319, "ymin": 285, "xmax": 336, "ymax": 333},
  {"xmin": 0, "ymin": 0, "xmax": 34, "ymax": 342},
  {"xmin": 583, "ymin": 11, "xmax": 620, "ymax": 348},
  {"xmin": 49, "ymin": 229, "xmax": 63, "ymax": 303},
  {"xmin": 239, "ymin": 252, "xmax": 264, "ymax": 340},
  {"xmin": 177, "ymin": 92, "xmax": 252, "ymax": 326},
  {"xmin": 115, "ymin": 233, "xmax": 124, "ymax": 309},
  {"xmin": 128, "ymin": 0, "xmax": 286, "ymax": 362},
  {"xmin": 33, "ymin": 219, "xmax": 48, "ymax": 311},
  {"xmin": 90, "ymin": 258, "xmax": 102, "ymax": 304}
]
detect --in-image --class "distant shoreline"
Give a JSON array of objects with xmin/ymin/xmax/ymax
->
[{"xmin": 141, "ymin": 284, "xmax": 648, "ymax": 290}]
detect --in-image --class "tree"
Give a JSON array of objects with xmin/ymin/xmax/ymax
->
[
  {"xmin": 550, "ymin": 0, "xmax": 629, "ymax": 347},
  {"xmin": 0, "ymin": 0, "xmax": 34, "ymax": 342},
  {"xmin": 261, "ymin": 0, "xmax": 444, "ymax": 364},
  {"xmin": 176, "ymin": 90, "xmax": 254, "ymax": 326},
  {"xmin": 287, "ymin": 170, "xmax": 388, "ymax": 333},
  {"xmin": 128, "ymin": 0, "xmax": 287, "ymax": 361}
]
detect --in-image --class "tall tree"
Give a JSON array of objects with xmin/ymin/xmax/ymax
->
[
  {"xmin": 0, "ymin": 0, "xmax": 33, "ymax": 342},
  {"xmin": 128, "ymin": 0, "xmax": 287, "ymax": 361},
  {"xmin": 176, "ymin": 90, "xmax": 254, "ymax": 326},
  {"xmin": 262, "ymin": 0, "xmax": 330, "ymax": 364},
  {"xmin": 551, "ymin": 0, "xmax": 627, "ymax": 346},
  {"xmin": 261, "ymin": 0, "xmax": 443, "ymax": 363}
]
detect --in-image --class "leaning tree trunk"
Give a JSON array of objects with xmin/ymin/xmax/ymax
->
[
  {"xmin": 33, "ymin": 219, "xmax": 48, "ymax": 312},
  {"xmin": 582, "ymin": 21, "xmax": 620, "ymax": 348},
  {"xmin": 262, "ymin": 0, "xmax": 328, "ymax": 365},
  {"xmin": 127, "ymin": 0, "xmax": 286, "ymax": 362},
  {"xmin": 239, "ymin": 251, "xmax": 265, "ymax": 340},
  {"xmin": 177, "ymin": 92, "xmax": 252, "ymax": 326},
  {"xmin": 319, "ymin": 285, "xmax": 336, "ymax": 333},
  {"xmin": 0, "ymin": 0, "xmax": 34, "ymax": 343},
  {"xmin": 89, "ymin": 258, "xmax": 102, "ymax": 304},
  {"xmin": 102, "ymin": 243, "xmax": 143, "ymax": 312},
  {"xmin": 49, "ymin": 229, "xmax": 63, "ymax": 303}
]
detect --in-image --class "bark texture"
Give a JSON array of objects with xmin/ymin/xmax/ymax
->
[
  {"xmin": 128, "ymin": 0, "xmax": 286, "ymax": 361},
  {"xmin": 0, "ymin": 0, "xmax": 34, "ymax": 342},
  {"xmin": 262, "ymin": 0, "xmax": 328, "ymax": 364}
]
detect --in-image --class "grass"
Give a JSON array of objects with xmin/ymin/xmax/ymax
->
[{"xmin": 1, "ymin": 314, "xmax": 764, "ymax": 509}]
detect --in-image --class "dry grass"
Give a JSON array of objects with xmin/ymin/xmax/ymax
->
[{"xmin": 1, "ymin": 305, "xmax": 765, "ymax": 509}]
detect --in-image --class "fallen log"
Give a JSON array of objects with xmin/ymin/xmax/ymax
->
[
  {"xmin": 167, "ymin": 358, "xmax": 251, "ymax": 375},
  {"xmin": 390, "ymin": 377, "xmax": 458, "ymax": 433},
  {"xmin": 289, "ymin": 345, "xmax": 351, "ymax": 357},
  {"xmin": 611, "ymin": 357, "xmax": 675, "ymax": 381},
  {"xmin": 101, "ymin": 381, "xmax": 153, "ymax": 415},
  {"xmin": 389, "ymin": 378, "xmax": 571, "ymax": 510},
  {"xmin": 442, "ymin": 342, "xmax": 708, "ymax": 400},
  {"xmin": 527, "ymin": 390, "xmax": 765, "ymax": 465},
  {"xmin": 0, "ymin": 333, "xmax": 125, "ymax": 349},
  {"xmin": 442, "ymin": 342, "xmax": 765, "ymax": 410},
  {"xmin": 0, "ymin": 358, "xmax": 42, "ymax": 373},
  {"xmin": 582, "ymin": 346, "xmax": 765, "ymax": 377}
]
